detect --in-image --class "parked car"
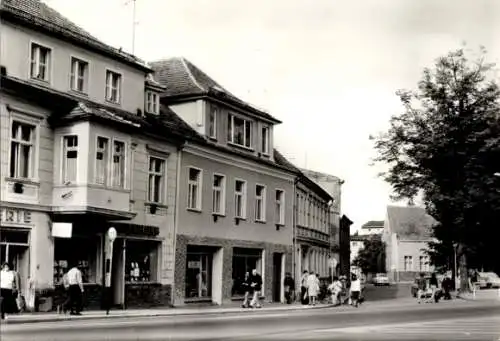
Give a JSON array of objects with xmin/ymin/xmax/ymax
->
[
  {"xmin": 411, "ymin": 276, "xmax": 443, "ymax": 299},
  {"xmin": 476, "ymin": 274, "xmax": 488, "ymax": 289},
  {"xmin": 479, "ymin": 272, "xmax": 500, "ymax": 288},
  {"xmin": 373, "ymin": 273, "xmax": 390, "ymax": 286}
]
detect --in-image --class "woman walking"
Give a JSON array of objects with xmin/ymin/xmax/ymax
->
[{"xmin": 306, "ymin": 271, "xmax": 320, "ymax": 306}]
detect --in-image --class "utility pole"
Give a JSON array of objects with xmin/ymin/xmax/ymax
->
[{"xmin": 125, "ymin": 0, "xmax": 138, "ymax": 54}]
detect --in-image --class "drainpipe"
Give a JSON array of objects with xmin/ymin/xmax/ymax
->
[
  {"xmin": 171, "ymin": 141, "xmax": 184, "ymax": 306},
  {"xmin": 292, "ymin": 176, "xmax": 299, "ymax": 292}
]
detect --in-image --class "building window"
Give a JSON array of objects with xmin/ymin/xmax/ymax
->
[
  {"xmin": 255, "ymin": 184, "xmax": 266, "ymax": 221},
  {"xmin": 9, "ymin": 121, "xmax": 35, "ymax": 179},
  {"xmin": 212, "ymin": 174, "xmax": 225, "ymax": 215},
  {"xmin": 188, "ymin": 168, "xmax": 202, "ymax": 210},
  {"xmin": 70, "ymin": 57, "xmax": 88, "ymax": 93},
  {"xmin": 235, "ymin": 180, "xmax": 247, "ymax": 219},
  {"xmin": 261, "ymin": 126, "xmax": 270, "ymax": 154},
  {"xmin": 62, "ymin": 135, "xmax": 78, "ymax": 183},
  {"xmin": 404, "ymin": 255, "xmax": 413, "ymax": 271},
  {"xmin": 419, "ymin": 256, "xmax": 429, "ymax": 272},
  {"xmin": 228, "ymin": 115, "xmax": 252, "ymax": 148},
  {"xmin": 232, "ymin": 248, "xmax": 263, "ymax": 297},
  {"xmin": 125, "ymin": 240, "xmax": 159, "ymax": 283},
  {"xmin": 105, "ymin": 70, "xmax": 121, "ymax": 103},
  {"xmin": 145, "ymin": 91, "xmax": 159, "ymax": 114},
  {"xmin": 148, "ymin": 157, "xmax": 165, "ymax": 203},
  {"xmin": 208, "ymin": 108, "xmax": 217, "ymax": 139},
  {"xmin": 95, "ymin": 137, "xmax": 109, "ymax": 185},
  {"xmin": 112, "ymin": 141, "xmax": 125, "ymax": 188},
  {"xmin": 30, "ymin": 43, "xmax": 51, "ymax": 81},
  {"xmin": 275, "ymin": 190, "xmax": 285, "ymax": 225},
  {"xmin": 185, "ymin": 246, "xmax": 212, "ymax": 299}
]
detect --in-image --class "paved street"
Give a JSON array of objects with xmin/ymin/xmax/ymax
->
[{"xmin": 1, "ymin": 299, "xmax": 499, "ymax": 341}]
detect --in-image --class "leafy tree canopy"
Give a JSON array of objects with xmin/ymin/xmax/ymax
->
[{"xmin": 353, "ymin": 236, "xmax": 386, "ymax": 274}]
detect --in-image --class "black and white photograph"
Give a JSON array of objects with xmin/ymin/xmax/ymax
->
[{"xmin": 0, "ymin": 0, "xmax": 500, "ymax": 340}]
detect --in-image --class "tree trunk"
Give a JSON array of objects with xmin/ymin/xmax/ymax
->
[{"xmin": 458, "ymin": 244, "xmax": 469, "ymax": 292}]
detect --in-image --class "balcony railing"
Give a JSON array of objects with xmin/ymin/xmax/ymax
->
[{"xmin": 296, "ymin": 225, "xmax": 330, "ymax": 245}]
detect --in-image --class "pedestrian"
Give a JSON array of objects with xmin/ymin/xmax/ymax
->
[
  {"xmin": 66, "ymin": 262, "xmax": 84, "ymax": 315},
  {"xmin": 249, "ymin": 269, "xmax": 262, "ymax": 308},
  {"xmin": 61, "ymin": 271, "xmax": 71, "ymax": 313},
  {"xmin": 1, "ymin": 262, "xmax": 18, "ymax": 320},
  {"xmin": 328, "ymin": 276, "xmax": 342, "ymax": 306},
  {"xmin": 306, "ymin": 271, "xmax": 319, "ymax": 306},
  {"xmin": 300, "ymin": 270, "xmax": 309, "ymax": 305},
  {"xmin": 416, "ymin": 272, "xmax": 427, "ymax": 304},
  {"xmin": 426, "ymin": 273, "xmax": 439, "ymax": 303},
  {"xmin": 350, "ymin": 274, "xmax": 361, "ymax": 308},
  {"xmin": 241, "ymin": 272, "xmax": 251, "ymax": 308},
  {"xmin": 442, "ymin": 277, "xmax": 452, "ymax": 300},
  {"xmin": 469, "ymin": 269, "xmax": 479, "ymax": 297},
  {"xmin": 284, "ymin": 272, "xmax": 295, "ymax": 304}
]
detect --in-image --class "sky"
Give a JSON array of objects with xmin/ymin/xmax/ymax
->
[{"xmin": 43, "ymin": 0, "xmax": 500, "ymax": 231}]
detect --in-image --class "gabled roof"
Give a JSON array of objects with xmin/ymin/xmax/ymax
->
[
  {"xmin": 274, "ymin": 150, "xmax": 332, "ymax": 201},
  {"xmin": 1, "ymin": 0, "xmax": 151, "ymax": 72},
  {"xmin": 361, "ymin": 220, "xmax": 384, "ymax": 229},
  {"xmin": 386, "ymin": 205, "xmax": 435, "ymax": 240},
  {"xmin": 149, "ymin": 57, "xmax": 282, "ymax": 124}
]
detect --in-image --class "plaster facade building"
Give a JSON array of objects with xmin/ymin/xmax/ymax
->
[
  {"xmin": 0, "ymin": 0, "xmax": 191, "ymax": 310},
  {"xmin": 382, "ymin": 205, "xmax": 436, "ymax": 283},
  {"xmin": 150, "ymin": 58, "xmax": 296, "ymax": 305}
]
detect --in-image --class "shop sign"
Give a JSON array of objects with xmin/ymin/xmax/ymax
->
[
  {"xmin": 0, "ymin": 208, "xmax": 32, "ymax": 225},
  {"xmin": 188, "ymin": 261, "xmax": 201, "ymax": 269},
  {"xmin": 52, "ymin": 222, "xmax": 73, "ymax": 238}
]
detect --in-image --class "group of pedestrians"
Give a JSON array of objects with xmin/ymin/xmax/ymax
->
[
  {"xmin": 327, "ymin": 274, "xmax": 362, "ymax": 307},
  {"xmin": 240, "ymin": 269, "xmax": 263, "ymax": 309}
]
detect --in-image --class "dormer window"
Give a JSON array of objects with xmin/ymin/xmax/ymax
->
[
  {"xmin": 105, "ymin": 70, "xmax": 121, "ymax": 103},
  {"xmin": 145, "ymin": 91, "xmax": 159, "ymax": 115},
  {"xmin": 228, "ymin": 114, "xmax": 252, "ymax": 149}
]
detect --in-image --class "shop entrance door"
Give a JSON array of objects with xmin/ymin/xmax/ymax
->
[
  {"xmin": 185, "ymin": 247, "xmax": 213, "ymax": 300},
  {"xmin": 272, "ymin": 253, "xmax": 283, "ymax": 302},
  {"xmin": 1, "ymin": 229, "xmax": 30, "ymax": 293}
]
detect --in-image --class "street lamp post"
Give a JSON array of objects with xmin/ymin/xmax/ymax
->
[{"xmin": 104, "ymin": 227, "xmax": 117, "ymax": 315}]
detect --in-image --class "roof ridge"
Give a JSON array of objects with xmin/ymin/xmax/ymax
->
[{"xmin": 179, "ymin": 57, "xmax": 205, "ymax": 92}]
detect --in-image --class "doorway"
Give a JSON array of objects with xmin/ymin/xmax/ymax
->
[{"xmin": 272, "ymin": 253, "xmax": 283, "ymax": 302}]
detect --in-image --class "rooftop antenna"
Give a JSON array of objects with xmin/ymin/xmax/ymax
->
[{"xmin": 124, "ymin": 0, "xmax": 139, "ymax": 54}]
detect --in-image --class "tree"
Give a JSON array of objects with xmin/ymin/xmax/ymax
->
[
  {"xmin": 353, "ymin": 236, "xmax": 386, "ymax": 275},
  {"xmin": 373, "ymin": 47, "xmax": 500, "ymax": 291}
]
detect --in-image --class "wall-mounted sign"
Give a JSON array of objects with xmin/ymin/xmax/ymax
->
[
  {"xmin": 52, "ymin": 222, "xmax": 73, "ymax": 238},
  {"xmin": 188, "ymin": 261, "xmax": 201, "ymax": 269},
  {"xmin": 0, "ymin": 208, "xmax": 32, "ymax": 225}
]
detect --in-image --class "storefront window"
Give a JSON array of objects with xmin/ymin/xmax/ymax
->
[
  {"xmin": 185, "ymin": 247, "xmax": 212, "ymax": 299},
  {"xmin": 125, "ymin": 240, "xmax": 159, "ymax": 283},
  {"xmin": 232, "ymin": 248, "xmax": 262, "ymax": 296},
  {"xmin": 54, "ymin": 236, "xmax": 99, "ymax": 284}
]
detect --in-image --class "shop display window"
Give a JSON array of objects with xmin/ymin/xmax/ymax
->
[
  {"xmin": 125, "ymin": 240, "xmax": 159, "ymax": 283},
  {"xmin": 185, "ymin": 252, "xmax": 212, "ymax": 299},
  {"xmin": 54, "ymin": 236, "xmax": 98, "ymax": 284},
  {"xmin": 231, "ymin": 248, "xmax": 262, "ymax": 296}
]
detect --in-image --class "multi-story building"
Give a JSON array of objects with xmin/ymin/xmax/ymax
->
[
  {"xmin": 150, "ymin": 58, "xmax": 296, "ymax": 305},
  {"xmin": 359, "ymin": 220, "xmax": 384, "ymax": 236},
  {"xmin": 0, "ymin": 0, "xmax": 189, "ymax": 310},
  {"xmin": 382, "ymin": 205, "xmax": 435, "ymax": 282}
]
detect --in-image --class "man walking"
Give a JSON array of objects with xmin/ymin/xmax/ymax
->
[
  {"xmin": 249, "ymin": 269, "xmax": 262, "ymax": 308},
  {"xmin": 284, "ymin": 272, "xmax": 295, "ymax": 304},
  {"xmin": 416, "ymin": 272, "xmax": 427, "ymax": 304},
  {"xmin": 66, "ymin": 262, "xmax": 84, "ymax": 315}
]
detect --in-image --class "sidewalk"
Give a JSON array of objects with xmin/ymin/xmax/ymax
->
[{"xmin": 1, "ymin": 302, "xmax": 335, "ymax": 325}]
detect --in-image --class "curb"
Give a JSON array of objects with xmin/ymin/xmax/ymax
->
[{"xmin": 2, "ymin": 304, "xmax": 335, "ymax": 325}]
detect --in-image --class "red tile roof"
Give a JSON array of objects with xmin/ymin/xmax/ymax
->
[
  {"xmin": 149, "ymin": 57, "xmax": 282, "ymax": 124},
  {"xmin": 1, "ymin": 0, "xmax": 151, "ymax": 72}
]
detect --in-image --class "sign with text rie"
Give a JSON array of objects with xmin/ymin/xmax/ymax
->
[{"xmin": 0, "ymin": 208, "xmax": 32, "ymax": 225}]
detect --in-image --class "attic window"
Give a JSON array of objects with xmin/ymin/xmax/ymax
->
[{"xmin": 145, "ymin": 91, "xmax": 159, "ymax": 115}]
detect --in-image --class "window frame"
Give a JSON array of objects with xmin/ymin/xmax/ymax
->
[
  {"xmin": 29, "ymin": 41, "xmax": 52, "ymax": 83},
  {"xmin": 147, "ymin": 155, "xmax": 167, "ymax": 204},
  {"xmin": 8, "ymin": 119, "xmax": 38, "ymax": 180},
  {"xmin": 234, "ymin": 179, "xmax": 247, "ymax": 219},
  {"xmin": 228, "ymin": 114, "xmax": 253, "ymax": 149},
  {"xmin": 254, "ymin": 184, "xmax": 266, "ymax": 222},
  {"xmin": 208, "ymin": 108, "xmax": 217, "ymax": 139},
  {"xmin": 111, "ymin": 139, "xmax": 127, "ymax": 189},
  {"xmin": 94, "ymin": 135, "xmax": 110, "ymax": 186},
  {"xmin": 145, "ymin": 90, "xmax": 159, "ymax": 115},
  {"xmin": 404, "ymin": 255, "xmax": 413, "ymax": 271},
  {"xmin": 61, "ymin": 135, "xmax": 79, "ymax": 184},
  {"xmin": 187, "ymin": 167, "xmax": 203, "ymax": 211},
  {"xmin": 105, "ymin": 69, "xmax": 122, "ymax": 104},
  {"xmin": 69, "ymin": 56, "xmax": 90, "ymax": 94},
  {"xmin": 275, "ymin": 189, "xmax": 285, "ymax": 225},
  {"xmin": 261, "ymin": 125, "xmax": 270, "ymax": 155},
  {"xmin": 212, "ymin": 173, "xmax": 226, "ymax": 216}
]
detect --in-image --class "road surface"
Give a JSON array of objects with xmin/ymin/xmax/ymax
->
[{"xmin": 1, "ymin": 301, "xmax": 499, "ymax": 340}]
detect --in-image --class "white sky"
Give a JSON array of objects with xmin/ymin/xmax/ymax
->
[{"xmin": 43, "ymin": 0, "xmax": 500, "ymax": 231}]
